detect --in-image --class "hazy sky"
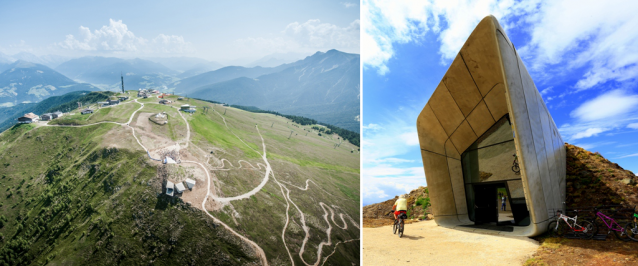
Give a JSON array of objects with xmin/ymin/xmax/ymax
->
[
  {"xmin": 362, "ymin": 0, "xmax": 638, "ymax": 205},
  {"xmin": 0, "ymin": 0, "xmax": 360, "ymax": 63}
]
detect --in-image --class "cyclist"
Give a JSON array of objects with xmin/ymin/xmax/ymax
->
[{"xmin": 393, "ymin": 194, "xmax": 408, "ymax": 220}]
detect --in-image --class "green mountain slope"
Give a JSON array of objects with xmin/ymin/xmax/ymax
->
[
  {"xmin": 0, "ymin": 92, "xmax": 360, "ymax": 265},
  {"xmin": 190, "ymin": 50, "xmax": 360, "ymax": 132},
  {"xmin": 0, "ymin": 61, "xmax": 99, "ymax": 106},
  {"xmin": 0, "ymin": 124, "xmax": 253, "ymax": 266},
  {"xmin": 0, "ymin": 91, "xmax": 113, "ymax": 132}
]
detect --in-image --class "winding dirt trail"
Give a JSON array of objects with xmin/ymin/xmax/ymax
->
[{"xmin": 36, "ymin": 98, "xmax": 358, "ymax": 266}]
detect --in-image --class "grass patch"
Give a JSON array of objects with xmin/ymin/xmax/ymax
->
[
  {"xmin": 189, "ymin": 113, "xmax": 260, "ymax": 158},
  {"xmin": 336, "ymin": 182, "xmax": 359, "ymax": 201},
  {"xmin": 269, "ymin": 153, "xmax": 359, "ymax": 173}
]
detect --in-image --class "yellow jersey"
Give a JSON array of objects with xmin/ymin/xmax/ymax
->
[{"xmin": 394, "ymin": 198, "xmax": 407, "ymax": 211}]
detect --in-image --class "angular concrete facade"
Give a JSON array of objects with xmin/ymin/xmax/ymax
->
[{"xmin": 416, "ymin": 16, "xmax": 566, "ymax": 236}]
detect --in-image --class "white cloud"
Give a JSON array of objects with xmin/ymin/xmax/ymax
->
[
  {"xmin": 628, "ymin": 123, "xmax": 638, "ymax": 129},
  {"xmin": 520, "ymin": 0, "xmax": 638, "ymax": 90},
  {"xmin": 399, "ymin": 131, "xmax": 419, "ymax": 146},
  {"xmin": 540, "ymin": 87, "xmax": 553, "ymax": 95},
  {"xmin": 362, "ymin": 107, "xmax": 428, "ymax": 205},
  {"xmin": 341, "ymin": 2, "xmax": 357, "ymax": 8},
  {"xmin": 57, "ymin": 19, "xmax": 192, "ymax": 54},
  {"xmin": 570, "ymin": 90, "xmax": 638, "ymax": 121},
  {"xmin": 362, "ymin": 0, "xmax": 538, "ymax": 75},
  {"xmin": 617, "ymin": 153, "xmax": 638, "ymax": 159},
  {"xmin": 571, "ymin": 128, "xmax": 607, "ymax": 140},
  {"xmin": 283, "ymin": 19, "xmax": 360, "ymax": 49},
  {"xmin": 235, "ymin": 19, "xmax": 359, "ymax": 58},
  {"xmin": 362, "ymin": 123, "xmax": 384, "ymax": 130},
  {"xmin": 560, "ymin": 90, "xmax": 638, "ymax": 141}
]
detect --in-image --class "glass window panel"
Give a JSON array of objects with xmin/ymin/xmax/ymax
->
[
  {"xmin": 467, "ymin": 116, "xmax": 514, "ymax": 151},
  {"xmin": 462, "ymin": 140, "xmax": 519, "ymax": 183}
]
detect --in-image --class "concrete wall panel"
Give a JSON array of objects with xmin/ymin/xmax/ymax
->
[
  {"xmin": 449, "ymin": 120, "xmax": 478, "ymax": 154},
  {"xmin": 445, "ymin": 139, "xmax": 461, "ymax": 160},
  {"xmin": 518, "ymin": 56, "xmax": 556, "ymax": 215},
  {"xmin": 459, "ymin": 18, "xmax": 505, "ymax": 97},
  {"xmin": 483, "ymin": 83, "xmax": 509, "ymax": 120},
  {"xmin": 466, "ymin": 100, "xmax": 496, "ymax": 137},
  {"xmin": 417, "ymin": 105, "xmax": 448, "ymax": 155},
  {"xmin": 443, "ymin": 55, "xmax": 483, "ymax": 116},
  {"xmin": 421, "ymin": 150, "xmax": 458, "ymax": 217},
  {"xmin": 447, "ymin": 158, "xmax": 468, "ymax": 216},
  {"xmin": 497, "ymin": 32, "xmax": 549, "ymax": 224},
  {"xmin": 429, "ymin": 82, "xmax": 466, "ymax": 135}
]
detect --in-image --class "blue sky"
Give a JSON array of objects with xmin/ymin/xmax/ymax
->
[
  {"xmin": 0, "ymin": 0, "xmax": 359, "ymax": 63},
  {"xmin": 361, "ymin": 0, "xmax": 638, "ymax": 206}
]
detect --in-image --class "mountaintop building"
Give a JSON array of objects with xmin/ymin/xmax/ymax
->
[{"xmin": 416, "ymin": 16, "xmax": 565, "ymax": 237}]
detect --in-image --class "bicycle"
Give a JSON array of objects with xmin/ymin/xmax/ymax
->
[
  {"xmin": 590, "ymin": 207, "xmax": 630, "ymax": 241},
  {"xmin": 547, "ymin": 210, "xmax": 595, "ymax": 239},
  {"xmin": 512, "ymin": 154, "xmax": 520, "ymax": 175},
  {"xmin": 392, "ymin": 210, "xmax": 407, "ymax": 238},
  {"xmin": 624, "ymin": 211, "xmax": 638, "ymax": 242}
]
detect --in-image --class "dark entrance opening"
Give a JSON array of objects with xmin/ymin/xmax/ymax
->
[
  {"xmin": 461, "ymin": 115, "xmax": 531, "ymax": 229},
  {"xmin": 474, "ymin": 183, "xmax": 499, "ymax": 224}
]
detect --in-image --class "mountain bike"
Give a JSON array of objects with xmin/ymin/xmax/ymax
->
[
  {"xmin": 512, "ymin": 154, "xmax": 520, "ymax": 175},
  {"xmin": 547, "ymin": 210, "xmax": 595, "ymax": 239},
  {"xmin": 392, "ymin": 210, "xmax": 407, "ymax": 238},
  {"xmin": 590, "ymin": 207, "xmax": 630, "ymax": 241},
  {"xmin": 624, "ymin": 211, "xmax": 638, "ymax": 242}
]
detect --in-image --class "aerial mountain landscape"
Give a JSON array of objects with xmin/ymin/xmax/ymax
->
[
  {"xmin": 0, "ymin": 61, "xmax": 98, "ymax": 107},
  {"xmin": 0, "ymin": 50, "xmax": 360, "ymax": 132},
  {"xmin": 0, "ymin": 49, "xmax": 361, "ymax": 265},
  {"xmin": 0, "ymin": 91, "xmax": 360, "ymax": 265}
]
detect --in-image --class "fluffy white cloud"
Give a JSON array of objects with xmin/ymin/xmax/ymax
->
[
  {"xmin": 571, "ymin": 128, "xmax": 607, "ymax": 140},
  {"xmin": 399, "ymin": 131, "xmax": 419, "ymax": 146},
  {"xmin": 58, "ymin": 19, "xmax": 192, "ymax": 54},
  {"xmin": 570, "ymin": 90, "xmax": 638, "ymax": 121},
  {"xmin": 283, "ymin": 19, "xmax": 359, "ymax": 49},
  {"xmin": 628, "ymin": 123, "xmax": 638, "ymax": 129},
  {"xmin": 235, "ymin": 19, "xmax": 359, "ymax": 58},
  {"xmin": 520, "ymin": 0, "xmax": 638, "ymax": 90},
  {"xmin": 560, "ymin": 90, "xmax": 638, "ymax": 141},
  {"xmin": 363, "ymin": 0, "xmax": 638, "ymax": 94},
  {"xmin": 362, "ymin": 0, "xmax": 538, "ymax": 75},
  {"xmin": 362, "ymin": 107, "xmax": 428, "ymax": 205}
]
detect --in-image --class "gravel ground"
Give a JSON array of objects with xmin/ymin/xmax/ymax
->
[{"xmin": 363, "ymin": 220, "xmax": 539, "ymax": 266}]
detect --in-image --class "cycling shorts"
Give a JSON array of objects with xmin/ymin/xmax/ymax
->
[{"xmin": 395, "ymin": 210, "xmax": 407, "ymax": 216}]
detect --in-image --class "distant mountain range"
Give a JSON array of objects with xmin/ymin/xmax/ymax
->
[
  {"xmin": 55, "ymin": 57, "xmax": 179, "ymax": 90},
  {"xmin": 0, "ymin": 60, "xmax": 99, "ymax": 107},
  {"xmin": 0, "ymin": 50, "xmax": 360, "ymax": 132},
  {"xmin": 246, "ymin": 52, "xmax": 310, "ymax": 68},
  {"xmin": 189, "ymin": 50, "xmax": 360, "ymax": 132}
]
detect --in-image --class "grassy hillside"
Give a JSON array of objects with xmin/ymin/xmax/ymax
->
[
  {"xmin": 0, "ymin": 91, "xmax": 360, "ymax": 265},
  {"xmin": 0, "ymin": 124, "xmax": 252, "ymax": 266},
  {"xmin": 0, "ymin": 91, "xmax": 113, "ymax": 132}
]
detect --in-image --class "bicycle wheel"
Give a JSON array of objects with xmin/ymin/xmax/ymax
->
[
  {"xmin": 576, "ymin": 220, "xmax": 596, "ymax": 240},
  {"xmin": 393, "ymin": 221, "xmax": 397, "ymax": 234},
  {"xmin": 547, "ymin": 220, "xmax": 566, "ymax": 237},
  {"xmin": 399, "ymin": 219, "xmax": 404, "ymax": 238},
  {"xmin": 614, "ymin": 226, "xmax": 631, "ymax": 241},
  {"xmin": 625, "ymin": 221, "xmax": 638, "ymax": 242}
]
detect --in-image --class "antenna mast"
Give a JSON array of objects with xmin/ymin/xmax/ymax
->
[{"xmin": 121, "ymin": 72, "xmax": 124, "ymax": 93}]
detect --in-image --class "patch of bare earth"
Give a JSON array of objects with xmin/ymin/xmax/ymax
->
[
  {"xmin": 363, "ymin": 220, "xmax": 539, "ymax": 265},
  {"xmin": 525, "ymin": 237, "xmax": 638, "ymax": 266}
]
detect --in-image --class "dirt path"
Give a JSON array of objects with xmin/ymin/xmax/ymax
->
[{"xmin": 363, "ymin": 221, "xmax": 539, "ymax": 266}]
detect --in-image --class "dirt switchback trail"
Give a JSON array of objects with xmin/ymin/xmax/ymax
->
[{"xmin": 363, "ymin": 221, "xmax": 538, "ymax": 266}]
